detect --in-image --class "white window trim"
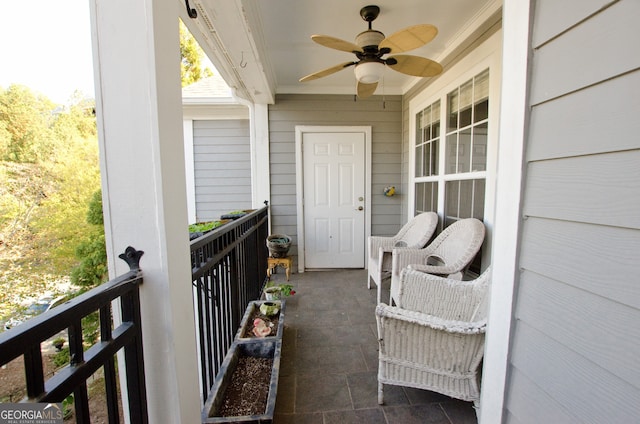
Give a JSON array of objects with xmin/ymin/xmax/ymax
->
[{"xmin": 408, "ymin": 31, "xmax": 501, "ymax": 235}]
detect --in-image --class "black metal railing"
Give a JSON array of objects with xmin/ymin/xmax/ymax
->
[
  {"xmin": 0, "ymin": 247, "xmax": 148, "ymax": 424},
  {"xmin": 190, "ymin": 206, "xmax": 269, "ymax": 403}
]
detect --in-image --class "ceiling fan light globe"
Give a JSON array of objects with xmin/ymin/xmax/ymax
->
[{"xmin": 354, "ymin": 61, "xmax": 385, "ymax": 84}]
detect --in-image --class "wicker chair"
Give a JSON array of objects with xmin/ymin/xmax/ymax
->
[
  {"xmin": 389, "ymin": 218, "xmax": 485, "ymax": 306},
  {"xmin": 376, "ymin": 267, "xmax": 491, "ymax": 408},
  {"xmin": 367, "ymin": 212, "xmax": 438, "ymax": 303}
]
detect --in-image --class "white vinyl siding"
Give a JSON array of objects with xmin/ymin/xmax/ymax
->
[
  {"xmin": 193, "ymin": 119, "xmax": 252, "ymax": 221},
  {"xmin": 504, "ymin": 0, "xmax": 640, "ymax": 422}
]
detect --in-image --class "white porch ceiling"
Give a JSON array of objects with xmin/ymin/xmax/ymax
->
[{"xmin": 182, "ymin": 0, "xmax": 501, "ymax": 103}]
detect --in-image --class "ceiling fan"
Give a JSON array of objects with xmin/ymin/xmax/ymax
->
[{"xmin": 299, "ymin": 5, "xmax": 443, "ymax": 98}]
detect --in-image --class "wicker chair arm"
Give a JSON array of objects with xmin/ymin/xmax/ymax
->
[
  {"xmin": 391, "ymin": 248, "xmax": 430, "ymax": 271},
  {"xmin": 406, "ymin": 263, "xmax": 459, "ymax": 276},
  {"xmin": 376, "ymin": 304, "xmax": 486, "ymax": 335},
  {"xmin": 369, "ymin": 236, "xmax": 399, "ymax": 253}
]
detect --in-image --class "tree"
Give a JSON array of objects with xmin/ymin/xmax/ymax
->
[
  {"xmin": 53, "ymin": 91, "xmax": 97, "ymax": 141},
  {"xmin": 0, "ymin": 86, "xmax": 101, "ymax": 319},
  {"xmin": 70, "ymin": 190, "xmax": 107, "ymax": 289},
  {"xmin": 179, "ymin": 20, "xmax": 213, "ymax": 86},
  {"xmin": 0, "ymin": 84, "xmax": 55, "ymax": 163}
]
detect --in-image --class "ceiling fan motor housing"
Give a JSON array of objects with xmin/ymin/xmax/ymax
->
[{"xmin": 355, "ymin": 30, "xmax": 385, "ymax": 51}]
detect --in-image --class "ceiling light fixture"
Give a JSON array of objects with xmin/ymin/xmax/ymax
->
[{"xmin": 354, "ymin": 61, "xmax": 385, "ymax": 84}]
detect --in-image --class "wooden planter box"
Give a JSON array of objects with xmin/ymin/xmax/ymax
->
[
  {"xmin": 235, "ymin": 300, "xmax": 286, "ymax": 341},
  {"xmin": 201, "ymin": 339, "xmax": 282, "ymax": 423}
]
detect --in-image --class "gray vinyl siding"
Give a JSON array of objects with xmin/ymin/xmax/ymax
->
[
  {"xmin": 193, "ymin": 119, "xmax": 252, "ymax": 221},
  {"xmin": 505, "ymin": 1, "xmax": 640, "ymax": 422},
  {"xmin": 268, "ymin": 94, "xmax": 403, "ymax": 267}
]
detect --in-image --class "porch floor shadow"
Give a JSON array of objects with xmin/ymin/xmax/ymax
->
[{"xmin": 271, "ymin": 268, "xmax": 477, "ymax": 424}]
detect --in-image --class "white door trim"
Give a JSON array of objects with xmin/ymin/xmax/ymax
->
[{"xmin": 295, "ymin": 126, "xmax": 372, "ymax": 273}]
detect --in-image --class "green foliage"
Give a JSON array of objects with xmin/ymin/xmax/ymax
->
[
  {"xmin": 70, "ymin": 233, "xmax": 107, "ymax": 288},
  {"xmin": 81, "ymin": 311, "xmax": 101, "ymax": 345},
  {"xmin": 62, "ymin": 395, "xmax": 74, "ymax": 419},
  {"xmin": 52, "ymin": 91, "xmax": 97, "ymax": 141},
  {"xmin": 53, "ymin": 347, "xmax": 70, "ymax": 368},
  {"xmin": 70, "ymin": 190, "xmax": 107, "ymax": 289},
  {"xmin": 179, "ymin": 20, "xmax": 213, "ymax": 86},
  {"xmin": 86, "ymin": 190, "xmax": 104, "ymax": 226},
  {"xmin": 188, "ymin": 221, "xmax": 224, "ymax": 233},
  {"xmin": 0, "ymin": 85, "xmax": 101, "ymax": 318},
  {"xmin": 0, "ymin": 84, "xmax": 55, "ymax": 163},
  {"xmin": 265, "ymin": 282, "xmax": 295, "ymax": 297}
]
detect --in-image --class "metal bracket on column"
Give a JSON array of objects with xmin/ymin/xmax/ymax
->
[
  {"xmin": 185, "ymin": 0, "xmax": 197, "ymax": 18},
  {"xmin": 119, "ymin": 246, "xmax": 144, "ymax": 271}
]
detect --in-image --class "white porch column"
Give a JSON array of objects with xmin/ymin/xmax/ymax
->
[
  {"xmin": 479, "ymin": 0, "xmax": 531, "ymax": 422},
  {"xmin": 249, "ymin": 103, "xmax": 271, "ymax": 209},
  {"xmin": 90, "ymin": 0, "xmax": 201, "ymax": 423},
  {"xmin": 183, "ymin": 118, "xmax": 196, "ymax": 224}
]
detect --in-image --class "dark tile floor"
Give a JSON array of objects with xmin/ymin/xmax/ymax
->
[{"xmin": 271, "ymin": 268, "xmax": 478, "ymax": 424}]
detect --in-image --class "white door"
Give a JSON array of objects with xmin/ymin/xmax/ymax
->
[{"xmin": 302, "ymin": 131, "xmax": 366, "ymax": 268}]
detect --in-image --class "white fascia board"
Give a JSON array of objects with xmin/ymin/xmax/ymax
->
[
  {"xmin": 182, "ymin": 97, "xmax": 239, "ymax": 105},
  {"xmin": 182, "ymin": 103, "xmax": 250, "ymax": 120}
]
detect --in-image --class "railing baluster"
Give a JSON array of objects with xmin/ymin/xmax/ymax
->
[
  {"xmin": 121, "ymin": 284, "xmax": 148, "ymax": 424},
  {"xmin": 24, "ymin": 345, "xmax": 45, "ymax": 399},
  {"xmin": 0, "ymin": 247, "xmax": 148, "ymax": 423},
  {"xmin": 104, "ymin": 358, "xmax": 120, "ymax": 424},
  {"xmin": 73, "ymin": 382, "xmax": 90, "ymax": 423},
  {"xmin": 69, "ymin": 319, "xmax": 84, "ymax": 366},
  {"xmin": 190, "ymin": 206, "xmax": 269, "ymax": 404}
]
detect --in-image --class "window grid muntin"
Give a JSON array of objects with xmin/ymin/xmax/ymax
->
[
  {"xmin": 445, "ymin": 69, "xmax": 489, "ymax": 175},
  {"xmin": 414, "ymin": 100, "xmax": 440, "ymax": 178},
  {"xmin": 412, "ymin": 68, "xmax": 489, "ymax": 233}
]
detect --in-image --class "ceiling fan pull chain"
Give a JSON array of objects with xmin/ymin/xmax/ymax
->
[{"xmin": 382, "ymin": 74, "xmax": 386, "ymax": 109}]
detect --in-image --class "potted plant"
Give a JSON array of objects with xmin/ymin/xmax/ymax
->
[
  {"xmin": 266, "ymin": 234, "xmax": 291, "ymax": 258},
  {"xmin": 202, "ymin": 339, "xmax": 282, "ymax": 423},
  {"xmin": 263, "ymin": 283, "xmax": 295, "ymax": 300},
  {"xmin": 203, "ymin": 297, "xmax": 287, "ymax": 422},
  {"xmin": 236, "ymin": 300, "xmax": 286, "ymax": 340},
  {"xmin": 52, "ymin": 337, "xmax": 65, "ymax": 351},
  {"xmin": 188, "ymin": 220, "xmax": 230, "ymax": 240},
  {"xmin": 220, "ymin": 209, "xmax": 254, "ymax": 220}
]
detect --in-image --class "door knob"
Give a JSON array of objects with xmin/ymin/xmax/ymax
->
[{"xmin": 357, "ymin": 206, "xmax": 364, "ymax": 211}]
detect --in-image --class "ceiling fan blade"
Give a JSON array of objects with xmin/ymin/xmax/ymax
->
[
  {"xmin": 299, "ymin": 62, "xmax": 356, "ymax": 82},
  {"xmin": 311, "ymin": 35, "xmax": 364, "ymax": 53},
  {"xmin": 379, "ymin": 24, "xmax": 438, "ymax": 53},
  {"xmin": 387, "ymin": 55, "xmax": 443, "ymax": 77},
  {"xmin": 357, "ymin": 81, "xmax": 378, "ymax": 98}
]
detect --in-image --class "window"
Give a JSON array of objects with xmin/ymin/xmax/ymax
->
[
  {"xmin": 446, "ymin": 69, "xmax": 489, "ymax": 175},
  {"xmin": 415, "ymin": 100, "xmax": 440, "ymax": 178},
  {"xmin": 412, "ymin": 69, "xmax": 490, "ymax": 273}
]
